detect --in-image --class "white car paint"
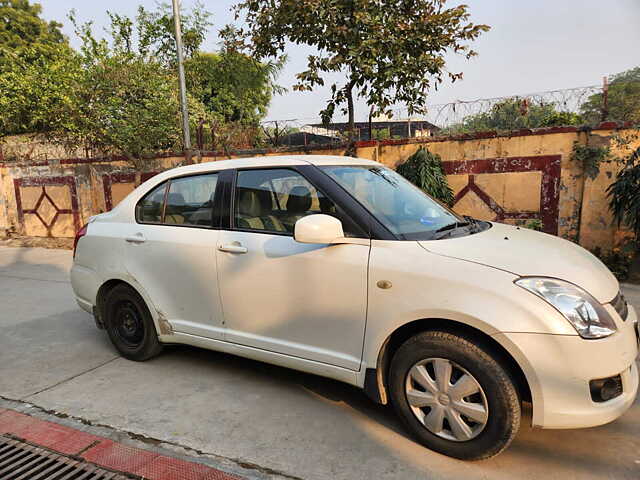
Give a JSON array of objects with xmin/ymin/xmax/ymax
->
[{"xmin": 72, "ymin": 155, "xmax": 639, "ymax": 433}]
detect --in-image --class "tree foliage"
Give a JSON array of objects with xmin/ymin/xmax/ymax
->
[
  {"xmin": 607, "ymin": 141, "xmax": 640, "ymax": 242},
  {"xmin": 185, "ymin": 27, "xmax": 285, "ymax": 125},
  {"xmin": 43, "ymin": 9, "xmax": 211, "ymax": 167},
  {"xmin": 0, "ymin": 1, "xmax": 282, "ymax": 164},
  {"xmin": 0, "ymin": 43, "xmax": 79, "ymax": 136},
  {"xmin": 581, "ymin": 67, "xmax": 640, "ymax": 125},
  {"xmin": 0, "ymin": 0, "xmax": 73, "ymax": 136},
  {"xmin": 103, "ymin": 2, "xmax": 212, "ymax": 66},
  {"xmin": 236, "ymin": 0, "xmax": 489, "ymax": 133},
  {"xmin": 0, "ymin": 0, "xmax": 66, "ymax": 71},
  {"xmin": 445, "ymin": 98, "xmax": 582, "ymax": 134},
  {"xmin": 54, "ymin": 56, "xmax": 208, "ymax": 169},
  {"xmin": 396, "ymin": 147, "xmax": 454, "ymax": 205}
]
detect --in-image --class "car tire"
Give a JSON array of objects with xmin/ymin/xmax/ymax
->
[
  {"xmin": 389, "ymin": 330, "xmax": 520, "ymax": 460},
  {"xmin": 104, "ymin": 284, "xmax": 163, "ymax": 361}
]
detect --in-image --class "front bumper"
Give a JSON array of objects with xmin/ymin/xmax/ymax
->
[{"xmin": 494, "ymin": 304, "xmax": 639, "ymax": 429}]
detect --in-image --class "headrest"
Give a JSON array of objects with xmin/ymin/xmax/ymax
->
[
  {"xmin": 286, "ymin": 186, "xmax": 312, "ymax": 214},
  {"xmin": 238, "ymin": 189, "xmax": 269, "ymax": 217}
]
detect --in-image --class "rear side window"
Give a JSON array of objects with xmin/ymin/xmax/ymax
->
[
  {"xmin": 135, "ymin": 173, "xmax": 219, "ymax": 227},
  {"xmin": 136, "ymin": 183, "xmax": 166, "ymax": 223},
  {"xmin": 165, "ymin": 174, "xmax": 219, "ymax": 226}
]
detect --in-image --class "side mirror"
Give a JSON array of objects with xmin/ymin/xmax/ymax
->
[{"xmin": 294, "ymin": 214, "xmax": 346, "ymax": 244}]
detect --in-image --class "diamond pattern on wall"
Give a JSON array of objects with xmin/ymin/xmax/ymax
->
[
  {"xmin": 14, "ymin": 177, "xmax": 80, "ymax": 238},
  {"xmin": 35, "ymin": 192, "xmax": 58, "ymax": 226}
]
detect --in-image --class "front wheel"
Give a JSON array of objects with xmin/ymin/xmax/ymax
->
[{"xmin": 389, "ymin": 331, "xmax": 521, "ymax": 460}]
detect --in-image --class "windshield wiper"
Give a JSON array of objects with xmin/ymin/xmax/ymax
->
[
  {"xmin": 431, "ymin": 220, "xmax": 471, "ymax": 240},
  {"xmin": 434, "ymin": 221, "xmax": 469, "ymax": 234},
  {"xmin": 463, "ymin": 215, "xmax": 482, "ymax": 233}
]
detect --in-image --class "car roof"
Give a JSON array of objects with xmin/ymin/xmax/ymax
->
[
  {"xmin": 110, "ymin": 155, "xmax": 381, "ymax": 218},
  {"xmin": 157, "ymin": 155, "xmax": 378, "ymax": 178}
]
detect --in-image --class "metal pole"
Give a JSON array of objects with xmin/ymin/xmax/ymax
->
[
  {"xmin": 172, "ymin": 0, "xmax": 191, "ymax": 152},
  {"xmin": 601, "ymin": 76, "xmax": 609, "ymax": 123}
]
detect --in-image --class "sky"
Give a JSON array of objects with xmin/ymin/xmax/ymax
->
[{"xmin": 38, "ymin": 0, "xmax": 640, "ymax": 122}]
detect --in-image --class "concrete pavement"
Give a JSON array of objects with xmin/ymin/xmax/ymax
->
[{"xmin": 1, "ymin": 246, "xmax": 639, "ymax": 480}]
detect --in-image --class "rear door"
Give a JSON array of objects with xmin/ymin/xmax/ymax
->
[{"xmin": 124, "ymin": 171, "xmax": 225, "ymax": 339}]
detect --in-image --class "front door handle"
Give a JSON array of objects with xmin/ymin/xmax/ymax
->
[
  {"xmin": 218, "ymin": 242, "xmax": 248, "ymax": 254},
  {"xmin": 125, "ymin": 233, "xmax": 146, "ymax": 244}
]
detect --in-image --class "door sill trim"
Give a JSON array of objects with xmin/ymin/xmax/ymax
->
[{"xmin": 168, "ymin": 331, "xmax": 361, "ymax": 386}]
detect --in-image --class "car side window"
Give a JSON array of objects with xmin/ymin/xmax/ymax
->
[
  {"xmin": 164, "ymin": 173, "xmax": 219, "ymax": 227},
  {"xmin": 234, "ymin": 168, "xmax": 358, "ymax": 236},
  {"xmin": 136, "ymin": 182, "xmax": 167, "ymax": 223}
]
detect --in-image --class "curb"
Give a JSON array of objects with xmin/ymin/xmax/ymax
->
[{"xmin": 0, "ymin": 407, "xmax": 241, "ymax": 480}]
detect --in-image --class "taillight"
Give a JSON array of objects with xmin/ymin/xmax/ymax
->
[{"xmin": 73, "ymin": 224, "xmax": 88, "ymax": 259}]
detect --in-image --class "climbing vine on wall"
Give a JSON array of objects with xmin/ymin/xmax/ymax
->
[{"xmin": 571, "ymin": 141, "xmax": 610, "ymax": 180}]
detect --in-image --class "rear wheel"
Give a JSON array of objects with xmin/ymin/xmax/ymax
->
[
  {"xmin": 388, "ymin": 331, "xmax": 520, "ymax": 460},
  {"xmin": 104, "ymin": 284, "xmax": 163, "ymax": 361}
]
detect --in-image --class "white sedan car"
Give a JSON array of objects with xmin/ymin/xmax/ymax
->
[{"xmin": 71, "ymin": 155, "xmax": 639, "ymax": 460}]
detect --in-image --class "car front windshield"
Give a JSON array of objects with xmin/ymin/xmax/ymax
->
[{"xmin": 320, "ymin": 165, "xmax": 464, "ymax": 240}]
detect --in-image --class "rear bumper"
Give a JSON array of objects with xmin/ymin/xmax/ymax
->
[
  {"xmin": 75, "ymin": 296, "xmax": 94, "ymax": 314},
  {"xmin": 70, "ymin": 264, "xmax": 99, "ymax": 314},
  {"xmin": 495, "ymin": 305, "xmax": 639, "ymax": 429}
]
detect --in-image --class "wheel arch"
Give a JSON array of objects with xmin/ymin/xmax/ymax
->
[
  {"xmin": 95, "ymin": 277, "xmax": 170, "ymax": 336},
  {"xmin": 366, "ymin": 318, "xmax": 533, "ymax": 409}
]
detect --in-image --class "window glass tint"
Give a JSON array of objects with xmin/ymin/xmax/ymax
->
[
  {"xmin": 136, "ymin": 183, "xmax": 166, "ymax": 223},
  {"xmin": 235, "ymin": 168, "xmax": 355, "ymax": 235},
  {"xmin": 164, "ymin": 174, "xmax": 219, "ymax": 226}
]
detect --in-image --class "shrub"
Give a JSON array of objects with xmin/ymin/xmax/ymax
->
[{"xmin": 396, "ymin": 147, "xmax": 454, "ymax": 206}]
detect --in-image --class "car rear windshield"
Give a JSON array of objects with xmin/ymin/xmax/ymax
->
[{"xmin": 320, "ymin": 165, "xmax": 465, "ymax": 240}]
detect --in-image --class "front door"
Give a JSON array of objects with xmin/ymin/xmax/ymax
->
[
  {"xmin": 216, "ymin": 167, "xmax": 370, "ymax": 370},
  {"xmin": 125, "ymin": 172, "xmax": 224, "ymax": 339}
]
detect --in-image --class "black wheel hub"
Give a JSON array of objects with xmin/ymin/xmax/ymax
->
[{"xmin": 113, "ymin": 301, "xmax": 144, "ymax": 348}]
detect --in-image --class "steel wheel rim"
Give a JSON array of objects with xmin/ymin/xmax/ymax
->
[
  {"xmin": 405, "ymin": 357, "xmax": 488, "ymax": 442},
  {"xmin": 113, "ymin": 301, "xmax": 144, "ymax": 348}
]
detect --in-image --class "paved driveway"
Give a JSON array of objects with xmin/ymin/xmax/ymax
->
[{"xmin": 1, "ymin": 246, "xmax": 639, "ymax": 480}]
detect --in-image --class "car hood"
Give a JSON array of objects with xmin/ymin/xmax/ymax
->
[{"xmin": 418, "ymin": 222, "xmax": 619, "ymax": 303}]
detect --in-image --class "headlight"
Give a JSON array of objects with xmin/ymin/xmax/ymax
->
[{"xmin": 515, "ymin": 277, "xmax": 617, "ymax": 339}]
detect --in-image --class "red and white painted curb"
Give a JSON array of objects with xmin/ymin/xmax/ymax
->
[{"xmin": 0, "ymin": 407, "xmax": 241, "ymax": 479}]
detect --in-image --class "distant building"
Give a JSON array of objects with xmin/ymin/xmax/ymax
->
[
  {"xmin": 277, "ymin": 130, "xmax": 340, "ymax": 146},
  {"xmin": 307, "ymin": 119, "xmax": 440, "ymax": 140}
]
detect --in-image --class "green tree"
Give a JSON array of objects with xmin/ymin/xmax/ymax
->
[
  {"xmin": 46, "ymin": 13, "xmax": 210, "ymax": 169},
  {"xmin": 1, "ymin": 2, "xmax": 282, "ymax": 161},
  {"xmin": 608, "ymin": 140, "xmax": 640, "ymax": 242},
  {"xmin": 0, "ymin": 0, "xmax": 72, "ymax": 135},
  {"xmin": 55, "ymin": 56, "xmax": 209, "ymax": 169},
  {"xmin": 396, "ymin": 147, "xmax": 454, "ymax": 205},
  {"xmin": 236, "ymin": 0, "xmax": 489, "ymax": 136},
  {"xmin": 0, "ymin": 0, "xmax": 66, "ymax": 70},
  {"xmin": 445, "ymin": 98, "xmax": 582, "ymax": 134},
  {"xmin": 581, "ymin": 67, "xmax": 640, "ymax": 124},
  {"xmin": 102, "ymin": 8, "xmax": 281, "ymax": 127},
  {"xmin": 104, "ymin": 2, "xmax": 212, "ymax": 66},
  {"xmin": 0, "ymin": 43, "xmax": 79, "ymax": 136},
  {"xmin": 185, "ymin": 27, "xmax": 284, "ymax": 126}
]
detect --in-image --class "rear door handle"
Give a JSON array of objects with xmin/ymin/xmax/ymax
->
[
  {"xmin": 125, "ymin": 233, "xmax": 146, "ymax": 244},
  {"xmin": 218, "ymin": 243, "xmax": 248, "ymax": 254}
]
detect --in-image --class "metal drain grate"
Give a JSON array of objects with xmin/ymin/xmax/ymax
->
[{"xmin": 0, "ymin": 435, "xmax": 129, "ymax": 480}]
